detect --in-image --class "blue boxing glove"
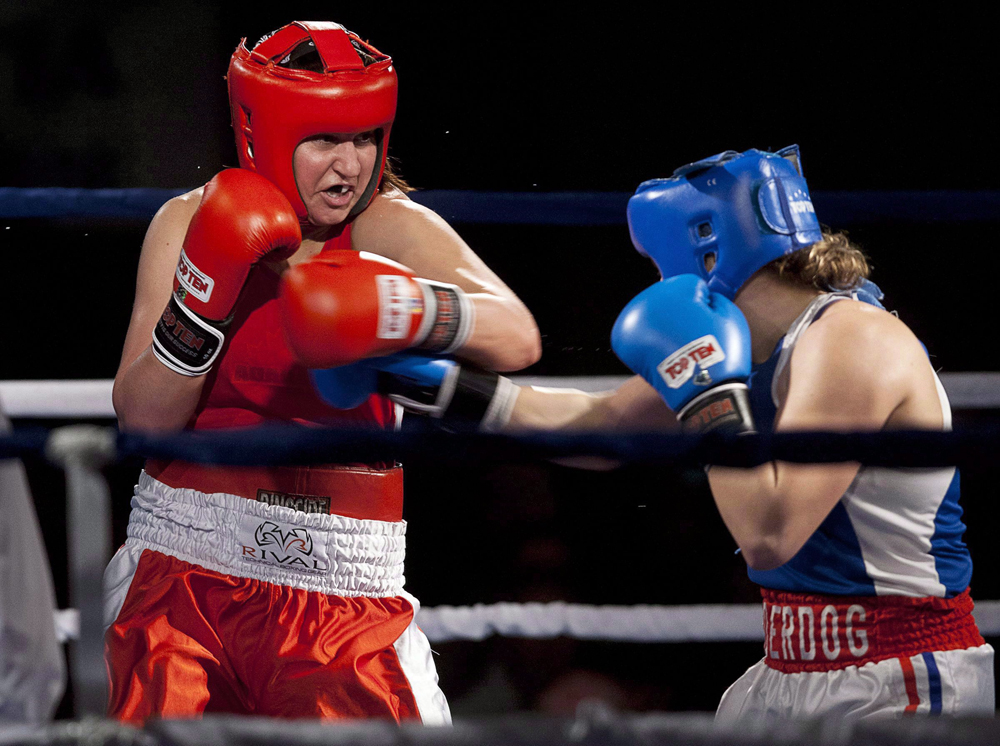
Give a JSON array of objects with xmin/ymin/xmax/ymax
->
[
  {"xmin": 311, "ymin": 352, "xmax": 519, "ymax": 431},
  {"xmin": 310, "ymin": 361, "xmax": 378, "ymax": 410},
  {"xmin": 612, "ymin": 274, "xmax": 754, "ymax": 434}
]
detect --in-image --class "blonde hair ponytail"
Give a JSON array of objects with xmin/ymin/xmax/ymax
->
[{"xmin": 772, "ymin": 231, "xmax": 870, "ymax": 290}]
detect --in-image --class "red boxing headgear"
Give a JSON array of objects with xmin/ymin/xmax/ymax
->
[{"xmin": 227, "ymin": 21, "xmax": 398, "ymax": 221}]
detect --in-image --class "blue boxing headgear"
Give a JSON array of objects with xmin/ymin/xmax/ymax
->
[{"xmin": 627, "ymin": 145, "xmax": 823, "ymax": 300}]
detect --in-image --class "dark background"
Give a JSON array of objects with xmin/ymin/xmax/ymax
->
[{"xmin": 3, "ymin": 2, "xmax": 999, "ymax": 719}]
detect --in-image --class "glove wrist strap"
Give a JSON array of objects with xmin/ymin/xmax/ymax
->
[
  {"xmin": 677, "ymin": 383, "xmax": 755, "ymax": 435},
  {"xmin": 480, "ymin": 375, "xmax": 520, "ymax": 432},
  {"xmin": 383, "ymin": 364, "xmax": 516, "ymax": 432},
  {"xmin": 447, "ymin": 367, "xmax": 517, "ymax": 431},
  {"xmin": 413, "ymin": 279, "xmax": 475, "ymax": 354},
  {"xmin": 151, "ymin": 293, "xmax": 227, "ymax": 377}
]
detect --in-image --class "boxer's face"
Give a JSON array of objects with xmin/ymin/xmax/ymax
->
[{"xmin": 293, "ymin": 131, "xmax": 378, "ymax": 225}]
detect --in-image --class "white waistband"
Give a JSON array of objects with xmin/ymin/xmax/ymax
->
[{"xmin": 126, "ymin": 471, "xmax": 406, "ymax": 596}]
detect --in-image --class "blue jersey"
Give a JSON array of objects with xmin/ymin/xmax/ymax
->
[{"xmin": 746, "ymin": 291, "xmax": 972, "ymax": 598}]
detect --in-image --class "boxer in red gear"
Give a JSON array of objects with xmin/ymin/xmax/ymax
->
[{"xmin": 109, "ymin": 21, "xmax": 541, "ymax": 724}]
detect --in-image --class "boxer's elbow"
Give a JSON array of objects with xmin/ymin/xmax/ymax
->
[
  {"xmin": 112, "ymin": 373, "xmax": 145, "ymax": 431},
  {"xmin": 468, "ymin": 298, "xmax": 542, "ymax": 372},
  {"xmin": 739, "ymin": 538, "xmax": 789, "ymax": 572},
  {"xmin": 739, "ymin": 526, "xmax": 806, "ymax": 571},
  {"xmin": 722, "ymin": 503, "xmax": 795, "ymax": 570},
  {"xmin": 113, "ymin": 389, "xmax": 147, "ymax": 433},
  {"xmin": 711, "ymin": 466, "xmax": 802, "ymax": 571},
  {"xmin": 506, "ymin": 321, "xmax": 542, "ymax": 371},
  {"xmin": 113, "ymin": 350, "xmax": 202, "ymax": 433},
  {"xmin": 114, "ymin": 390, "xmax": 189, "ymax": 434},
  {"xmin": 489, "ymin": 327, "xmax": 541, "ymax": 372}
]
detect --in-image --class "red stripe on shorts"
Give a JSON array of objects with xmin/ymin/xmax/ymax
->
[{"xmin": 897, "ymin": 655, "xmax": 920, "ymax": 713}]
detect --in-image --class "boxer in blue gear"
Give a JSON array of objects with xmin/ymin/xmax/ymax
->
[
  {"xmin": 481, "ymin": 145, "xmax": 993, "ymax": 720},
  {"xmin": 606, "ymin": 145, "xmax": 994, "ymax": 720}
]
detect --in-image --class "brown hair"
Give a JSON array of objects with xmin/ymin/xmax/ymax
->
[
  {"xmin": 379, "ymin": 156, "xmax": 414, "ymax": 194},
  {"xmin": 769, "ymin": 230, "xmax": 870, "ymax": 291}
]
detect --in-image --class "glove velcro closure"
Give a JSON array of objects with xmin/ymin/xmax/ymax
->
[
  {"xmin": 151, "ymin": 293, "xmax": 227, "ymax": 377},
  {"xmin": 480, "ymin": 375, "xmax": 520, "ymax": 432},
  {"xmin": 379, "ymin": 363, "xmax": 461, "ymax": 418},
  {"xmin": 449, "ymin": 367, "xmax": 519, "ymax": 432},
  {"xmin": 381, "ymin": 365, "xmax": 517, "ymax": 432},
  {"xmin": 677, "ymin": 382, "xmax": 755, "ymax": 435},
  {"xmin": 413, "ymin": 279, "xmax": 475, "ymax": 354}
]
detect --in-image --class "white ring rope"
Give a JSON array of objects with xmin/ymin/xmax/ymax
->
[
  {"xmin": 418, "ymin": 600, "xmax": 1000, "ymax": 641},
  {"xmin": 418, "ymin": 602, "xmax": 766, "ymax": 642},
  {"xmin": 1, "ymin": 380, "xmax": 117, "ymax": 418},
  {"xmin": 4, "ymin": 374, "xmax": 1000, "ymax": 417},
  {"xmin": 52, "ymin": 600, "xmax": 1000, "ymax": 643}
]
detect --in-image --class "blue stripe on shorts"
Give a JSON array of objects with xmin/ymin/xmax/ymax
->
[{"xmin": 922, "ymin": 652, "xmax": 942, "ymax": 714}]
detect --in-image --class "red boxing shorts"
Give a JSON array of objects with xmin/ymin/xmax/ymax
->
[
  {"xmin": 103, "ymin": 471, "xmax": 450, "ymax": 724},
  {"xmin": 716, "ymin": 588, "xmax": 994, "ymax": 721}
]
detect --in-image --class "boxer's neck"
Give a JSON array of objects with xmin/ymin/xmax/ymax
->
[{"xmin": 735, "ymin": 272, "xmax": 822, "ymax": 364}]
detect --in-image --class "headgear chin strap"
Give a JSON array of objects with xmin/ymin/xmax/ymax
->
[
  {"xmin": 627, "ymin": 146, "xmax": 823, "ymax": 300},
  {"xmin": 227, "ymin": 21, "xmax": 398, "ymax": 221}
]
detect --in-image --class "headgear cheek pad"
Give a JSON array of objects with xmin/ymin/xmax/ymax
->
[
  {"xmin": 627, "ymin": 145, "xmax": 823, "ymax": 300},
  {"xmin": 227, "ymin": 21, "xmax": 398, "ymax": 221}
]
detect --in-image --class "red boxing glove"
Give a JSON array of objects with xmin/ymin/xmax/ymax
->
[
  {"xmin": 175, "ymin": 169, "xmax": 301, "ymax": 320},
  {"xmin": 153, "ymin": 169, "xmax": 301, "ymax": 376},
  {"xmin": 279, "ymin": 250, "xmax": 474, "ymax": 369}
]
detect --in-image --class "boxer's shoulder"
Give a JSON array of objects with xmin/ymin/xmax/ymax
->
[
  {"xmin": 355, "ymin": 188, "xmax": 416, "ymax": 226},
  {"xmin": 355, "ymin": 190, "xmax": 450, "ymax": 236},
  {"xmin": 353, "ymin": 190, "xmax": 463, "ymax": 267},
  {"xmin": 800, "ymin": 298, "xmax": 916, "ymax": 361},
  {"xmin": 785, "ymin": 298, "xmax": 924, "ymax": 411},
  {"xmin": 147, "ymin": 186, "xmax": 205, "ymax": 244},
  {"xmin": 160, "ymin": 185, "xmax": 206, "ymax": 214}
]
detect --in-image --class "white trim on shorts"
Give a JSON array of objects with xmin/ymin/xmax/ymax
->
[
  {"xmin": 715, "ymin": 644, "xmax": 995, "ymax": 722},
  {"xmin": 393, "ymin": 590, "xmax": 453, "ymax": 725}
]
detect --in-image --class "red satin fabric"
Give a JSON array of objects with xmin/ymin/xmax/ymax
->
[{"xmin": 106, "ymin": 550, "xmax": 420, "ymax": 723}]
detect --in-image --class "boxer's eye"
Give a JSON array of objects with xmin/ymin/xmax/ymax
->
[{"xmin": 697, "ymin": 222, "xmax": 714, "ymax": 238}]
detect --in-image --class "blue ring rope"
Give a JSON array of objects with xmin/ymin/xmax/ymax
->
[
  {"xmin": 3, "ymin": 425, "xmax": 999, "ymax": 469},
  {"xmin": 2, "ymin": 188, "xmax": 999, "ymax": 225}
]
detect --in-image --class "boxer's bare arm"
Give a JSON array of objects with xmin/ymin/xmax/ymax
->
[
  {"xmin": 352, "ymin": 191, "xmax": 541, "ymax": 372},
  {"xmin": 113, "ymin": 191, "xmax": 207, "ymax": 432},
  {"xmin": 707, "ymin": 305, "xmax": 924, "ymax": 570},
  {"xmin": 507, "ymin": 374, "xmax": 677, "ymax": 432},
  {"xmin": 504, "ymin": 375, "xmax": 676, "ymax": 470}
]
